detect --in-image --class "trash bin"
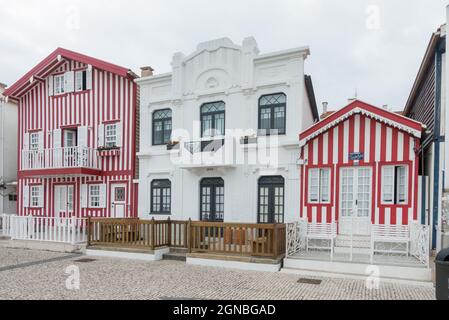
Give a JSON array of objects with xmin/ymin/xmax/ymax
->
[{"xmin": 436, "ymin": 247, "xmax": 449, "ymax": 300}]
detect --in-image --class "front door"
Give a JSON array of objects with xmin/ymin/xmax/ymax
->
[
  {"xmin": 63, "ymin": 130, "xmax": 77, "ymax": 166},
  {"xmin": 339, "ymin": 167, "xmax": 372, "ymax": 235},
  {"xmin": 111, "ymin": 184, "xmax": 126, "ymax": 218},
  {"xmin": 200, "ymin": 178, "xmax": 224, "ymax": 222},
  {"xmin": 54, "ymin": 185, "xmax": 74, "ymax": 218}
]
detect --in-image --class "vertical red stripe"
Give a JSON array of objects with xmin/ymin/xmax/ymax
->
[
  {"xmin": 359, "ymin": 115, "xmax": 365, "ymax": 163},
  {"xmin": 348, "ymin": 116, "xmax": 355, "ymax": 165},
  {"xmin": 391, "ymin": 128, "xmax": 398, "ymax": 162},
  {"xmin": 318, "ymin": 135, "xmax": 323, "ymax": 165}
]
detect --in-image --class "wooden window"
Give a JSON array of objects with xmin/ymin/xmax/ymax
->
[
  {"xmin": 152, "ymin": 109, "xmax": 172, "ymax": 145},
  {"xmin": 89, "ymin": 185, "xmax": 101, "ymax": 208},
  {"xmin": 151, "ymin": 180, "xmax": 171, "ymax": 214},
  {"xmin": 105, "ymin": 123, "xmax": 117, "ymax": 147},
  {"xmin": 258, "ymin": 93, "xmax": 286, "ymax": 135},
  {"xmin": 75, "ymin": 70, "xmax": 88, "ymax": 92},
  {"xmin": 308, "ymin": 168, "xmax": 331, "ymax": 204},
  {"xmin": 29, "ymin": 133, "xmax": 40, "ymax": 150},
  {"xmin": 201, "ymin": 102, "xmax": 225, "ymax": 138},
  {"xmin": 54, "ymin": 74, "xmax": 65, "ymax": 95},
  {"xmin": 30, "ymin": 186, "xmax": 42, "ymax": 208},
  {"xmin": 382, "ymin": 165, "xmax": 408, "ymax": 204},
  {"xmin": 258, "ymin": 176, "xmax": 284, "ymax": 223}
]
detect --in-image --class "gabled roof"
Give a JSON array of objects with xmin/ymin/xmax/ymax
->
[
  {"xmin": 4, "ymin": 48, "xmax": 137, "ymax": 99},
  {"xmin": 300, "ymin": 100, "xmax": 425, "ymax": 145}
]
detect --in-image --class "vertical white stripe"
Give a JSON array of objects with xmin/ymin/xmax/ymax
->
[
  {"xmin": 364, "ymin": 118, "xmax": 371, "ymax": 162},
  {"xmin": 354, "ymin": 115, "xmax": 360, "ymax": 153},
  {"xmin": 343, "ymin": 120, "xmax": 349, "ymax": 163},
  {"xmin": 409, "ymin": 137, "xmax": 415, "ymax": 160},
  {"xmin": 386, "ymin": 127, "xmax": 392, "ymax": 161},
  {"xmin": 397, "ymin": 132, "xmax": 404, "ymax": 161},
  {"xmin": 312, "ymin": 138, "xmax": 318, "ymax": 165},
  {"xmin": 304, "ymin": 144, "xmax": 309, "ymax": 164},
  {"xmin": 397, "ymin": 208, "xmax": 403, "ymax": 226},
  {"xmin": 323, "ymin": 132, "xmax": 329, "ymax": 165},
  {"xmin": 375, "ymin": 123, "xmax": 382, "ymax": 161},
  {"xmin": 385, "ymin": 208, "xmax": 391, "ymax": 226},
  {"xmin": 333, "ymin": 126, "xmax": 339, "ymax": 165},
  {"xmin": 321, "ymin": 207, "xmax": 327, "ymax": 224},
  {"xmin": 312, "ymin": 207, "xmax": 317, "ymax": 224}
]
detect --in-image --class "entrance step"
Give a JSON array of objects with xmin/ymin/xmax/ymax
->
[{"xmin": 163, "ymin": 252, "xmax": 187, "ymax": 262}]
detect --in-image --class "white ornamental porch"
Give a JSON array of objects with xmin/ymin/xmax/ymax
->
[{"xmin": 284, "ymin": 219, "xmax": 432, "ymax": 281}]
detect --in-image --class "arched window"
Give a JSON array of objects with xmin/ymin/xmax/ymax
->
[
  {"xmin": 200, "ymin": 102, "xmax": 225, "ymax": 137},
  {"xmin": 200, "ymin": 178, "xmax": 224, "ymax": 221},
  {"xmin": 258, "ymin": 93, "xmax": 286, "ymax": 135},
  {"xmin": 151, "ymin": 179, "xmax": 171, "ymax": 214},
  {"xmin": 152, "ymin": 109, "xmax": 172, "ymax": 145},
  {"xmin": 258, "ymin": 176, "xmax": 284, "ymax": 223}
]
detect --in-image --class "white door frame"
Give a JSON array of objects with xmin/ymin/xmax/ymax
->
[
  {"xmin": 339, "ymin": 166, "xmax": 372, "ymax": 236},
  {"xmin": 54, "ymin": 184, "xmax": 75, "ymax": 218},
  {"xmin": 111, "ymin": 183, "xmax": 127, "ymax": 218}
]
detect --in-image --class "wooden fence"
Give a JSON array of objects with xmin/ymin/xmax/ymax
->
[{"xmin": 87, "ymin": 218, "xmax": 286, "ymax": 259}]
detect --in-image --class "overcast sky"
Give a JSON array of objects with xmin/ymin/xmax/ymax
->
[{"xmin": 0, "ymin": 0, "xmax": 448, "ymax": 112}]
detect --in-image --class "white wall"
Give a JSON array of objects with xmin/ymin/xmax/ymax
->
[
  {"xmin": 136, "ymin": 37, "xmax": 314, "ymax": 223},
  {"xmin": 0, "ymin": 85, "xmax": 18, "ymax": 214}
]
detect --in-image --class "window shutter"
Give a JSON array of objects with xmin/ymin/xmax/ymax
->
[
  {"xmin": 23, "ymin": 132, "xmax": 30, "ymax": 150},
  {"xmin": 23, "ymin": 185, "xmax": 30, "ymax": 208},
  {"xmin": 77, "ymin": 126, "xmax": 88, "ymax": 148},
  {"xmin": 99, "ymin": 184, "xmax": 107, "ymax": 208},
  {"xmin": 80, "ymin": 184, "xmax": 88, "ymax": 208},
  {"xmin": 115, "ymin": 122, "xmax": 122, "ymax": 147},
  {"xmin": 97, "ymin": 124, "xmax": 105, "ymax": 147},
  {"xmin": 48, "ymin": 76, "xmax": 54, "ymax": 96},
  {"xmin": 37, "ymin": 186, "xmax": 44, "ymax": 208},
  {"xmin": 53, "ymin": 129, "xmax": 62, "ymax": 149},
  {"xmin": 38, "ymin": 131, "xmax": 44, "ymax": 150},
  {"xmin": 64, "ymin": 71, "xmax": 75, "ymax": 93},
  {"xmin": 86, "ymin": 68, "xmax": 93, "ymax": 90}
]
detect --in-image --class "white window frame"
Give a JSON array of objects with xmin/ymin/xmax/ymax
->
[
  {"xmin": 89, "ymin": 185, "xmax": 101, "ymax": 208},
  {"xmin": 75, "ymin": 70, "xmax": 87, "ymax": 92},
  {"xmin": 54, "ymin": 74, "xmax": 65, "ymax": 95},
  {"xmin": 308, "ymin": 168, "xmax": 331, "ymax": 204},
  {"xmin": 30, "ymin": 186, "xmax": 41, "ymax": 208},
  {"xmin": 105, "ymin": 123, "xmax": 118, "ymax": 147},
  {"xmin": 381, "ymin": 165, "xmax": 408, "ymax": 205},
  {"xmin": 29, "ymin": 132, "xmax": 40, "ymax": 151}
]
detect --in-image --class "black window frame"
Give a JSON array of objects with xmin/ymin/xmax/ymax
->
[
  {"xmin": 200, "ymin": 178, "xmax": 224, "ymax": 222},
  {"xmin": 150, "ymin": 179, "xmax": 171, "ymax": 214},
  {"xmin": 152, "ymin": 109, "xmax": 172, "ymax": 146},
  {"xmin": 257, "ymin": 176, "xmax": 285, "ymax": 224},
  {"xmin": 258, "ymin": 93, "xmax": 287, "ymax": 136},
  {"xmin": 200, "ymin": 101, "xmax": 225, "ymax": 138}
]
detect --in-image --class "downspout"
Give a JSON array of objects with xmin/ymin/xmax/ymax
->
[{"xmin": 432, "ymin": 38, "xmax": 445, "ymax": 249}]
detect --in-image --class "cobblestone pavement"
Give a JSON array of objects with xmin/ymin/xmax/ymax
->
[{"xmin": 0, "ymin": 248, "xmax": 435, "ymax": 300}]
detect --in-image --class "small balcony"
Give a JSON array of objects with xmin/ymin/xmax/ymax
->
[{"xmin": 21, "ymin": 146, "xmax": 101, "ymax": 177}]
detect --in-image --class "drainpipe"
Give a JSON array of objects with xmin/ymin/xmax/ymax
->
[{"xmin": 432, "ymin": 38, "xmax": 445, "ymax": 250}]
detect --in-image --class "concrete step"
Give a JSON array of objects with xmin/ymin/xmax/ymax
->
[
  {"xmin": 334, "ymin": 247, "xmax": 371, "ymax": 255},
  {"xmin": 163, "ymin": 252, "xmax": 187, "ymax": 262},
  {"xmin": 169, "ymin": 247, "xmax": 188, "ymax": 254}
]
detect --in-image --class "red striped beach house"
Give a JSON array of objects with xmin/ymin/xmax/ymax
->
[
  {"xmin": 299, "ymin": 100, "xmax": 425, "ymax": 235},
  {"xmin": 3, "ymin": 48, "xmax": 139, "ymax": 218}
]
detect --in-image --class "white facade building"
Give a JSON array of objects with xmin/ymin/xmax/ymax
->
[
  {"xmin": 136, "ymin": 37, "xmax": 318, "ymax": 223},
  {"xmin": 0, "ymin": 83, "xmax": 18, "ymax": 214}
]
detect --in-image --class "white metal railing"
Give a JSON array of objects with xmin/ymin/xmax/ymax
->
[
  {"xmin": 286, "ymin": 218, "xmax": 308, "ymax": 257},
  {"xmin": 21, "ymin": 146, "xmax": 99, "ymax": 170},
  {"xmin": 410, "ymin": 221, "xmax": 430, "ymax": 267},
  {"xmin": 9, "ymin": 215, "xmax": 87, "ymax": 244},
  {"xmin": 0, "ymin": 214, "xmax": 14, "ymax": 237}
]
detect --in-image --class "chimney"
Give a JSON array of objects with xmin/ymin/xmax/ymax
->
[
  {"xmin": 348, "ymin": 98, "xmax": 356, "ymax": 103},
  {"xmin": 383, "ymin": 104, "xmax": 388, "ymax": 110},
  {"xmin": 322, "ymin": 102, "xmax": 328, "ymax": 114},
  {"xmin": 140, "ymin": 66, "xmax": 154, "ymax": 78}
]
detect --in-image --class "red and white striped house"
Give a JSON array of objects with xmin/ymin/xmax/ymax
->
[
  {"xmin": 299, "ymin": 100, "xmax": 425, "ymax": 235},
  {"xmin": 3, "ymin": 48, "xmax": 139, "ymax": 218}
]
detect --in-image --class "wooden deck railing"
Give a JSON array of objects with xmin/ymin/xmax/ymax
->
[{"xmin": 87, "ymin": 218, "xmax": 286, "ymax": 259}]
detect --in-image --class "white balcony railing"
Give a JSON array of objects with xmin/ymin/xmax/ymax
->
[{"xmin": 21, "ymin": 146, "xmax": 100, "ymax": 170}]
